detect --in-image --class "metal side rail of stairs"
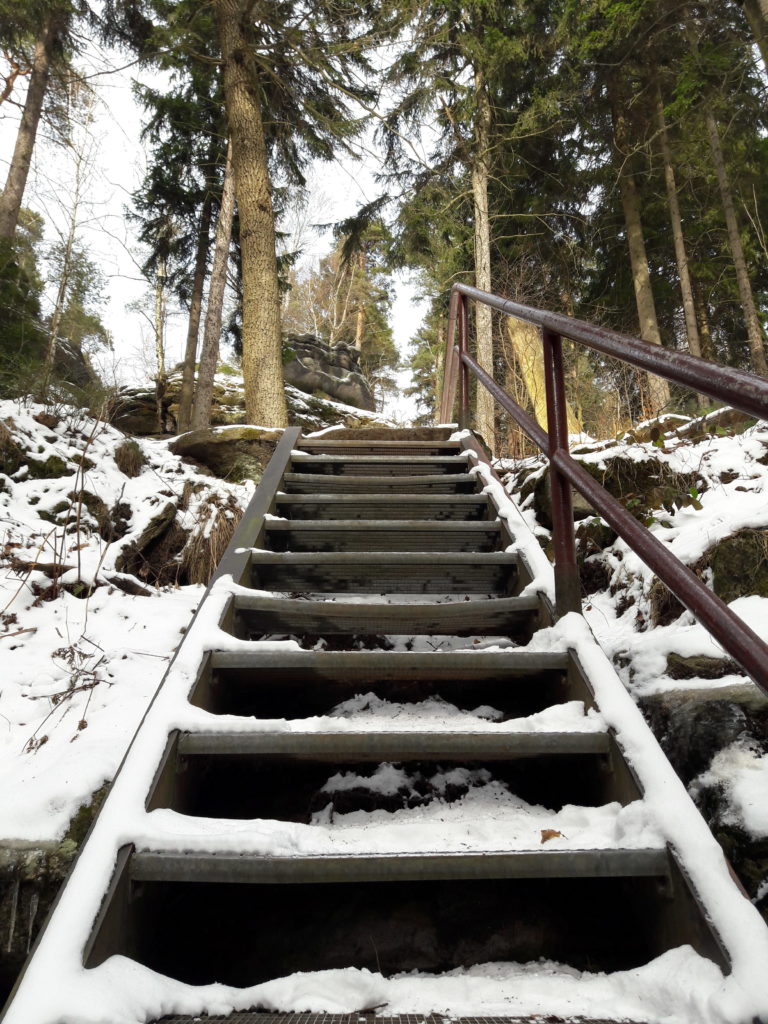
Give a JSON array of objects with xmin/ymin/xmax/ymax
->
[{"xmin": 2, "ymin": 426, "xmax": 768, "ymax": 1024}]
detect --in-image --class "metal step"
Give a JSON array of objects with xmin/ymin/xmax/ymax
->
[
  {"xmin": 299, "ymin": 440, "xmax": 461, "ymax": 457},
  {"xmin": 130, "ymin": 849, "xmax": 670, "ymax": 884},
  {"xmin": 248, "ymin": 551, "xmax": 519, "ymax": 595},
  {"xmin": 233, "ymin": 592, "xmax": 541, "ymax": 637},
  {"xmin": 176, "ymin": 730, "xmax": 610, "ymax": 758},
  {"xmin": 191, "ymin": 648, "xmax": 571, "ymax": 720},
  {"xmin": 150, "ymin": 731, "xmax": 627, "ymax": 820},
  {"xmin": 154, "ymin": 1014, "xmax": 647, "ymax": 1024},
  {"xmin": 281, "ymin": 472, "xmax": 478, "ymax": 494},
  {"xmin": 290, "ymin": 454, "xmax": 470, "ymax": 474},
  {"xmin": 264, "ymin": 519, "xmax": 504, "ymax": 552},
  {"xmin": 275, "ymin": 493, "xmax": 492, "ymax": 521},
  {"xmin": 90, "ymin": 857, "xmax": 696, "ymax": 987}
]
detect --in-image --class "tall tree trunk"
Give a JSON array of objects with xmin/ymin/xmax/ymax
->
[
  {"xmin": 192, "ymin": 143, "xmax": 236, "ymax": 431},
  {"xmin": 740, "ymin": 0, "xmax": 768, "ymax": 69},
  {"xmin": 41, "ymin": 220, "xmax": 76, "ymax": 397},
  {"xmin": 705, "ymin": 110, "xmax": 768, "ymax": 375},
  {"xmin": 0, "ymin": 12, "xmax": 60, "ymax": 238},
  {"xmin": 610, "ymin": 83, "xmax": 671, "ymax": 413},
  {"xmin": 177, "ymin": 193, "xmax": 214, "ymax": 433},
  {"xmin": 215, "ymin": 0, "xmax": 288, "ymax": 427},
  {"xmin": 155, "ymin": 257, "xmax": 167, "ymax": 433},
  {"xmin": 692, "ymin": 277, "xmax": 716, "ymax": 362},
  {"xmin": 655, "ymin": 89, "xmax": 702, "ymax": 363},
  {"xmin": 354, "ymin": 250, "xmax": 365, "ymax": 350},
  {"xmin": 471, "ymin": 69, "xmax": 495, "ymax": 449},
  {"xmin": 504, "ymin": 318, "xmax": 581, "ymax": 435}
]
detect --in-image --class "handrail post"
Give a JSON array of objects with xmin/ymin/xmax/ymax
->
[
  {"xmin": 542, "ymin": 329, "xmax": 580, "ymax": 617},
  {"xmin": 458, "ymin": 292, "xmax": 470, "ymax": 429},
  {"xmin": 438, "ymin": 289, "xmax": 460, "ymax": 423}
]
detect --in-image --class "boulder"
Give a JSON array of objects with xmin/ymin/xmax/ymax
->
[
  {"xmin": 169, "ymin": 425, "xmax": 283, "ymax": 483},
  {"xmin": 283, "ymin": 334, "xmax": 375, "ymax": 411},
  {"xmin": 649, "ymin": 528, "xmax": 768, "ymax": 625},
  {"xmin": 110, "ymin": 374, "xmax": 388, "ymax": 437},
  {"xmin": 518, "ymin": 450, "xmax": 701, "ymax": 531},
  {"xmin": 639, "ymin": 688, "xmax": 760, "ymax": 785}
]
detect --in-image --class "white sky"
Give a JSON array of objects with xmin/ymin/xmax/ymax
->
[{"xmin": 0, "ymin": 39, "xmax": 429, "ymax": 419}]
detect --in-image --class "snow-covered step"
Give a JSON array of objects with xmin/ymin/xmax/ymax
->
[
  {"xmin": 248, "ymin": 551, "xmax": 520, "ymax": 595},
  {"xmin": 290, "ymin": 453, "xmax": 471, "ymax": 475},
  {"xmin": 195, "ymin": 651, "xmax": 573, "ymax": 724},
  {"xmin": 264, "ymin": 518, "xmax": 506, "ymax": 552},
  {"xmin": 90, "ymin": 851, "xmax": 706, "ymax": 998},
  {"xmin": 275, "ymin": 492, "xmax": 492, "ymax": 520},
  {"xmin": 281, "ymin": 472, "xmax": 478, "ymax": 494},
  {"xmin": 232, "ymin": 592, "xmax": 541, "ymax": 638},
  {"xmin": 299, "ymin": 438, "xmax": 461, "ymax": 457},
  {"xmin": 192, "ymin": 648, "xmax": 571, "ymax": 721},
  {"xmin": 150, "ymin": 730, "xmax": 629, "ymax": 822}
]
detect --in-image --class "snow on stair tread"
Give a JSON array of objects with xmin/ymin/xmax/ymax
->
[
  {"xmin": 175, "ymin": 700, "xmax": 606, "ymax": 738},
  {"xmin": 132, "ymin": 793, "xmax": 664, "ymax": 859}
]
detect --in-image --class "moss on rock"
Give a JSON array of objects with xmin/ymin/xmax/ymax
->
[
  {"xmin": 170, "ymin": 426, "xmax": 282, "ymax": 483},
  {"xmin": 650, "ymin": 528, "xmax": 768, "ymax": 625}
]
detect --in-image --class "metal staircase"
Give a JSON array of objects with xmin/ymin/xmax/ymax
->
[{"xmin": 2, "ymin": 425, "xmax": 768, "ymax": 1024}]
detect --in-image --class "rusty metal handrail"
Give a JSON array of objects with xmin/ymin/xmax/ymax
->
[{"xmin": 440, "ymin": 282, "xmax": 768, "ymax": 696}]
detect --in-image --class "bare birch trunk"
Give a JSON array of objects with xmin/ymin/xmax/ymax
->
[
  {"xmin": 42, "ymin": 227, "xmax": 75, "ymax": 396},
  {"xmin": 177, "ymin": 195, "xmax": 213, "ymax": 433},
  {"xmin": 705, "ymin": 110, "xmax": 768, "ymax": 375},
  {"xmin": 354, "ymin": 251, "xmax": 365, "ymax": 350},
  {"xmin": 191, "ymin": 143, "xmax": 236, "ymax": 431},
  {"xmin": 0, "ymin": 14, "xmax": 61, "ymax": 238},
  {"xmin": 610, "ymin": 85, "xmax": 671, "ymax": 414},
  {"xmin": 155, "ymin": 257, "xmax": 167, "ymax": 433},
  {"xmin": 471, "ymin": 70, "xmax": 495, "ymax": 450},
  {"xmin": 215, "ymin": 0, "xmax": 288, "ymax": 427}
]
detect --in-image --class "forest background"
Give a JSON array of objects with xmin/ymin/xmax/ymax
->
[{"xmin": 1, "ymin": 0, "xmax": 767, "ymax": 448}]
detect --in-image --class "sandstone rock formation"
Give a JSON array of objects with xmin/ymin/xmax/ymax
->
[{"xmin": 283, "ymin": 333, "xmax": 375, "ymax": 411}]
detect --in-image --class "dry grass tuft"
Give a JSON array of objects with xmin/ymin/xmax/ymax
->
[
  {"xmin": 181, "ymin": 492, "xmax": 243, "ymax": 585},
  {"xmin": 114, "ymin": 439, "xmax": 146, "ymax": 478}
]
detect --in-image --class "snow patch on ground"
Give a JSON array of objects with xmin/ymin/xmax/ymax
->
[
  {"xmin": 0, "ymin": 401, "xmax": 248, "ymax": 840},
  {"xmin": 19, "ymin": 947, "xmax": 730, "ymax": 1024},
  {"xmin": 693, "ymin": 740, "xmax": 768, "ymax": 839}
]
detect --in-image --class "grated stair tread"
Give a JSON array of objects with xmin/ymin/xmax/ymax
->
[{"xmin": 155, "ymin": 1013, "xmax": 648, "ymax": 1023}]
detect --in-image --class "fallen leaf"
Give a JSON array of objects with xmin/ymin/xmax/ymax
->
[{"xmin": 540, "ymin": 829, "xmax": 563, "ymax": 844}]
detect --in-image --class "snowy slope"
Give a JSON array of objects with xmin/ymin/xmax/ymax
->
[
  {"xmin": 0, "ymin": 401, "xmax": 251, "ymax": 841},
  {"xmin": 502, "ymin": 410, "xmax": 768, "ymax": 856}
]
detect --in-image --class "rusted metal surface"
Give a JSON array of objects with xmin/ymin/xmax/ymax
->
[
  {"xmin": 453, "ymin": 282, "xmax": 768, "ymax": 421},
  {"xmin": 459, "ymin": 292, "xmax": 470, "ymax": 428},
  {"xmin": 439, "ymin": 288, "xmax": 459, "ymax": 422},
  {"xmin": 553, "ymin": 451, "xmax": 768, "ymax": 692},
  {"xmin": 452, "ymin": 283, "xmax": 768, "ymax": 696},
  {"xmin": 543, "ymin": 329, "xmax": 580, "ymax": 616}
]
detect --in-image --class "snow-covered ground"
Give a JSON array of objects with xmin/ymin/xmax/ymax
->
[
  {"xmin": 502, "ymin": 410, "xmax": 768, "ymax": 858},
  {"xmin": 0, "ymin": 401, "xmax": 251, "ymax": 840}
]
